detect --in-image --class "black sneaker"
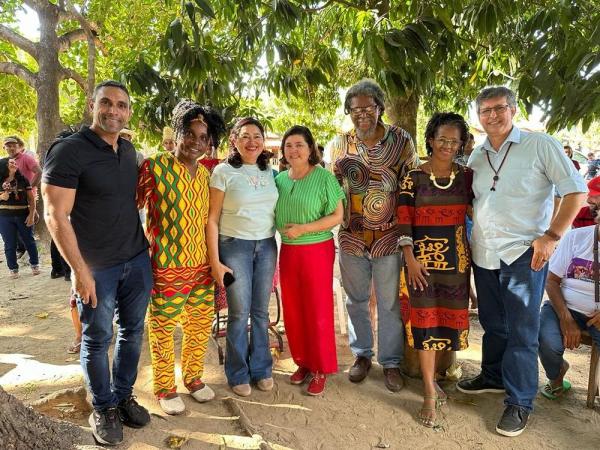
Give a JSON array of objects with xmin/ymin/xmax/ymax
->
[
  {"xmin": 89, "ymin": 407, "xmax": 123, "ymax": 445},
  {"xmin": 496, "ymin": 405, "xmax": 529, "ymax": 437},
  {"xmin": 118, "ymin": 395, "xmax": 151, "ymax": 428},
  {"xmin": 456, "ymin": 374, "xmax": 505, "ymax": 394},
  {"xmin": 50, "ymin": 270, "xmax": 65, "ymax": 279}
]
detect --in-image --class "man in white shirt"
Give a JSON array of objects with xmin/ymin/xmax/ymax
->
[
  {"xmin": 538, "ymin": 183, "xmax": 600, "ymax": 399},
  {"xmin": 457, "ymin": 86, "xmax": 587, "ymax": 437}
]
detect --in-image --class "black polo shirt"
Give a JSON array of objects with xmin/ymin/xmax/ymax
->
[{"xmin": 42, "ymin": 126, "xmax": 148, "ymax": 270}]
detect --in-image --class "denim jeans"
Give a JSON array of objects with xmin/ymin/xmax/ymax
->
[
  {"xmin": 473, "ymin": 248, "xmax": 548, "ymax": 411},
  {"xmin": 219, "ymin": 235, "xmax": 277, "ymax": 386},
  {"xmin": 339, "ymin": 251, "xmax": 404, "ymax": 368},
  {"xmin": 539, "ymin": 301, "xmax": 600, "ymax": 380},
  {"xmin": 0, "ymin": 214, "xmax": 38, "ymax": 271},
  {"xmin": 78, "ymin": 250, "xmax": 152, "ymax": 410}
]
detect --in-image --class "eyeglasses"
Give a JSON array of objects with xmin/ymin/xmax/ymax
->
[
  {"xmin": 348, "ymin": 104, "xmax": 378, "ymax": 116},
  {"xmin": 478, "ymin": 104, "xmax": 511, "ymax": 117},
  {"xmin": 433, "ymin": 138, "xmax": 462, "ymax": 149},
  {"xmin": 183, "ymin": 132, "xmax": 210, "ymax": 145}
]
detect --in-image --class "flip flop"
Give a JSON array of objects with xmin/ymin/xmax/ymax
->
[{"xmin": 541, "ymin": 379, "xmax": 571, "ymax": 400}]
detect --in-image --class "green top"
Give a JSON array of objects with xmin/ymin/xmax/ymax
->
[{"xmin": 275, "ymin": 165, "xmax": 345, "ymax": 245}]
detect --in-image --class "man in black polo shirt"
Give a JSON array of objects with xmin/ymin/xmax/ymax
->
[{"xmin": 42, "ymin": 80, "xmax": 152, "ymax": 446}]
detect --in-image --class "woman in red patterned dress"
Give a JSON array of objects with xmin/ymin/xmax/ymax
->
[{"xmin": 397, "ymin": 112, "xmax": 472, "ymax": 427}]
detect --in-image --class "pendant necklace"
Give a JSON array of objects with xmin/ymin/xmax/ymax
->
[
  {"xmin": 241, "ymin": 164, "xmax": 265, "ymax": 190},
  {"xmin": 429, "ymin": 163, "xmax": 456, "ymax": 190},
  {"xmin": 486, "ymin": 142, "xmax": 513, "ymax": 191}
]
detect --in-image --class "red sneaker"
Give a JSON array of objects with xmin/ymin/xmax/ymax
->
[
  {"xmin": 290, "ymin": 367, "xmax": 311, "ymax": 385},
  {"xmin": 307, "ymin": 373, "xmax": 326, "ymax": 396}
]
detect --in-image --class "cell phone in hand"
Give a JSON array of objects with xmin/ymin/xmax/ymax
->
[{"xmin": 223, "ymin": 272, "xmax": 235, "ymax": 287}]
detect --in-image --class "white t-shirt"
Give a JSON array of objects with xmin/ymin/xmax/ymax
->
[
  {"xmin": 210, "ymin": 162, "xmax": 278, "ymax": 240},
  {"xmin": 549, "ymin": 225, "xmax": 600, "ymax": 316}
]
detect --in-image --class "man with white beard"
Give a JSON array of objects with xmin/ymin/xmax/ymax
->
[{"xmin": 330, "ymin": 79, "xmax": 419, "ymax": 392}]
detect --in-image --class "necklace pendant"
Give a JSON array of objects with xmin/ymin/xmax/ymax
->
[{"xmin": 493, "ymin": 175, "xmax": 499, "ymax": 181}]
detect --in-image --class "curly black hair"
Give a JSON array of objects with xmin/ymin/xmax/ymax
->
[
  {"xmin": 227, "ymin": 117, "xmax": 271, "ymax": 171},
  {"xmin": 424, "ymin": 112, "xmax": 470, "ymax": 156},
  {"xmin": 171, "ymin": 99, "xmax": 226, "ymax": 149}
]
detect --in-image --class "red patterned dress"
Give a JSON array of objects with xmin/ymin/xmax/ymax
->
[{"xmin": 397, "ymin": 165, "xmax": 472, "ymax": 351}]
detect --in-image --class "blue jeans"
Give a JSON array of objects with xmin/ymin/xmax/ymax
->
[
  {"xmin": 219, "ymin": 236, "xmax": 277, "ymax": 386},
  {"xmin": 0, "ymin": 214, "xmax": 39, "ymax": 271},
  {"xmin": 539, "ymin": 302, "xmax": 600, "ymax": 380},
  {"xmin": 339, "ymin": 251, "xmax": 404, "ymax": 368},
  {"xmin": 78, "ymin": 250, "xmax": 152, "ymax": 410},
  {"xmin": 473, "ymin": 248, "xmax": 548, "ymax": 410}
]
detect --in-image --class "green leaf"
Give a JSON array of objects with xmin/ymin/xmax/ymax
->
[{"xmin": 194, "ymin": 0, "xmax": 215, "ymax": 19}]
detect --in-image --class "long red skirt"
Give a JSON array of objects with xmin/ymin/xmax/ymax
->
[{"xmin": 279, "ymin": 239, "xmax": 337, "ymax": 374}]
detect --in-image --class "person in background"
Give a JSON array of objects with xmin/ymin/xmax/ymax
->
[
  {"xmin": 585, "ymin": 152, "xmax": 599, "ymax": 180},
  {"xmin": 162, "ymin": 126, "xmax": 176, "ymax": 153},
  {"xmin": 3, "ymin": 136, "xmax": 41, "ymax": 261},
  {"xmin": 137, "ymin": 99, "xmax": 226, "ymax": 415},
  {"xmin": 563, "ymin": 145, "xmax": 580, "ymax": 172},
  {"xmin": 454, "ymin": 132, "xmax": 475, "ymax": 166},
  {"xmin": 538, "ymin": 216, "xmax": 600, "ymax": 399},
  {"xmin": 275, "ymin": 125, "xmax": 344, "ymax": 396},
  {"xmin": 0, "ymin": 157, "xmax": 39, "ymax": 278},
  {"xmin": 207, "ymin": 117, "xmax": 278, "ymax": 397},
  {"xmin": 572, "ymin": 177, "xmax": 600, "ymax": 229}
]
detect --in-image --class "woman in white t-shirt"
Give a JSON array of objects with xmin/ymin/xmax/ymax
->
[
  {"xmin": 538, "ymin": 224, "xmax": 600, "ymax": 399},
  {"xmin": 207, "ymin": 117, "xmax": 279, "ymax": 397}
]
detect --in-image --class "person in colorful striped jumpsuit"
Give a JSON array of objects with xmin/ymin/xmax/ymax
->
[{"xmin": 137, "ymin": 99, "xmax": 225, "ymax": 414}]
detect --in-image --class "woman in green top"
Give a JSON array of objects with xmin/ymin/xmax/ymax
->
[{"xmin": 275, "ymin": 125, "xmax": 344, "ymax": 396}]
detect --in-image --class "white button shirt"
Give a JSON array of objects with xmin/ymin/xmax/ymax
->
[{"xmin": 468, "ymin": 126, "xmax": 587, "ymax": 269}]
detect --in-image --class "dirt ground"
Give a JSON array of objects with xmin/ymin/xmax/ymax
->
[{"xmin": 1, "ymin": 252, "xmax": 600, "ymax": 450}]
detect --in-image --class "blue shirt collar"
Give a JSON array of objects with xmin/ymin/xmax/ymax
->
[{"xmin": 482, "ymin": 126, "xmax": 521, "ymax": 152}]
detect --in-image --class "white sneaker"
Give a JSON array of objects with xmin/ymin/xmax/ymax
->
[
  {"xmin": 158, "ymin": 395, "xmax": 185, "ymax": 415},
  {"xmin": 190, "ymin": 384, "xmax": 215, "ymax": 403},
  {"xmin": 256, "ymin": 377, "xmax": 274, "ymax": 392},
  {"xmin": 232, "ymin": 383, "xmax": 252, "ymax": 397}
]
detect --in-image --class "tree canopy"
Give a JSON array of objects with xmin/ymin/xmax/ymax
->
[{"xmin": 1, "ymin": 0, "xmax": 599, "ymax": 151}]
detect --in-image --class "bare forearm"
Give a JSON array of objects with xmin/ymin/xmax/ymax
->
[
  {"xmin": 546, "ymin": 279, "xmax": 571, "ymax": 320},
  {"xmin": 45, "ymin": 213, "xmax": 88, "ymax": 274},
  {"xmin": 206, "ymin": 219, "xmax": 220, "ymax": 266},
  {"xmin": 301, "ymin": 213, "xmax": 342, "ymax": 233},
  {"xmin": 550, "ymin": 192, "xmax": 586, "ymax": 236}
]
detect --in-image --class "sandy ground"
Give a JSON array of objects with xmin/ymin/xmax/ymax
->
[{"xmin": 1, "ymin": 251, "xmax": 600, "ymax": 450}]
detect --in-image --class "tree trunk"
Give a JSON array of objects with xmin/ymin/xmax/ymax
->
[
  {"xmin": 36, "ymin": 4, "xmax": 64, "ymax": 164},
  {"xmin": 386, "ymin": 92, "xmax": 419, "ymax": 148},
  {"xmin": 0, "ymin": 385, "xmax": 89, "ymax": 450},
  {"xmin": 34, "ymin": 4, "xmax": 65, "ymax": 242}
]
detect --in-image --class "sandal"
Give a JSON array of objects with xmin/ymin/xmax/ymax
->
[
  {"xmin": 419, "ymin": 395, "xmax": 438, "ymax": 428},
  {"xmin": 434, "ymin": 382, "xmax": 447, "ymax": 406},
  {"xmin": 541, "ymin": 379, "xmax": 571, "ymax": 400},
  {"xmin": 67, "ymin": 340, "xmax": 81, "ymax": 354}
]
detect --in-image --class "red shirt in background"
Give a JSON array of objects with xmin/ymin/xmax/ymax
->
[
  {"xmin": 572, "ymin": 206, "xmax": 595, "ymax": 228},
  {"xmin": 198, "ymin": 157, "xmax": 220, "ymax": 173},
  {"xmin": 13, "ymin": 151, "xmax": 40, "ymax": 196}
]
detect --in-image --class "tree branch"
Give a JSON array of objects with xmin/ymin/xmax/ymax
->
[
  {"xmin": 0, "ymin": 24, "xmax": 38, "ymax": 59},
  {"xmin": 0, "ymin": 61, "xmax": 37, "ymax": 88},
  {"xmin": 61, "ymin": 67, "xmax": 86, "ymax": 92},
  {"xmin": 58, "ymin": 28, "xmax": 104, "ymax": 53}
]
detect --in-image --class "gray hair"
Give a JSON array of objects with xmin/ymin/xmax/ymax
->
[
  {"xmin": 344, "ymin": 78, "xmax": 386, "ymax": 115},
  {"xmin": 475, "ymin": 86, "xmax": 517, "ymax": 112}
]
